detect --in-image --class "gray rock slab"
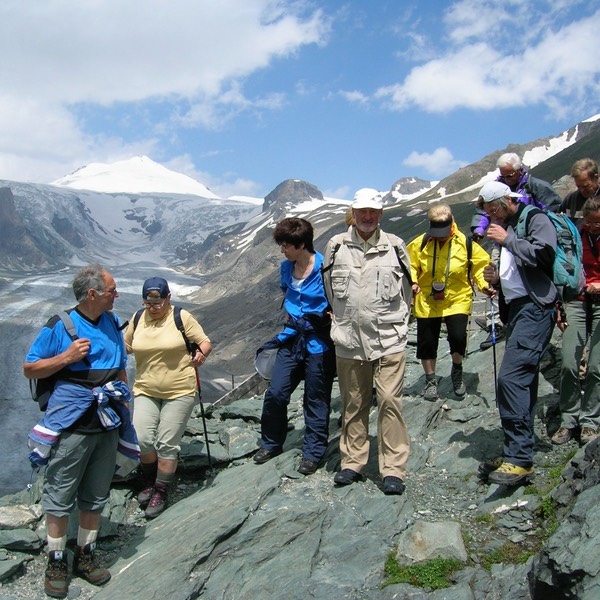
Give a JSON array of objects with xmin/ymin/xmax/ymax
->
[{"xmin": 395, "ymin": 521, "xmax": 468, "ymax": 565}]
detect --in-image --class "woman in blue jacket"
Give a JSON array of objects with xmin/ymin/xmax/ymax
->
[{"xmin": 254, "ymin": 217, "xmax": 335, "ymax": 475}]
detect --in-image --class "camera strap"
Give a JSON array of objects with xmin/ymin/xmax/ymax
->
[{"xmin": 431, "ymin": 238, "xmax": 452, "ymax": 286}]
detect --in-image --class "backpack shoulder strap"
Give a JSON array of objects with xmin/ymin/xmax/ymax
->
[
  {"xmin": 58, "ymin": 310, "xmax": 91, "ymax": 366},
  {"xmin": 132, "ymin": 308, "xmax": 144, "ymax": 332},
  {"xmin": 173, "ymin": 306, "xmax": 195, "ymax": 353},
  {"xmin": 465, "ymin": 235, "xmax": 475, "ymax": 293},
  {"xmin": 516, "ymin": 204, "xmax": 541, "ymax": 238},
  {"xmin": 420, "ymin": 234, "xmax": 429, "ymax": 251},
  {"xmin": 393, "ymin": 245, "xmax": 413, "ymax": 287},
  {"xmin": 58, "ymin": 310, "xmax": 78, "ymax": 340},
  {"xmin": 321, "ymin": 243, "xmax": 341, "ymax": 274}
]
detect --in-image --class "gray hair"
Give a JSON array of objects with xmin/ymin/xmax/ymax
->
[
  {"xmin": 72, "ymin": 263, "xmax": 108, "ymax": 302},
  {"xmin": 496, "ymin": 152, "xmax": 522, "ymax": 170},
  {"xmin": 582, "ymin": 196, "xmax": 600, "ymax": 217},
  {"xmin": 476, "ymin": 195, "xmax": 513, "ymax": 211}
]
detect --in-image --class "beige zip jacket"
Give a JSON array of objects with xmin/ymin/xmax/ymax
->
[{"xmin": 323, "ymin": 226, "xmax": 411, "ymax": 361}]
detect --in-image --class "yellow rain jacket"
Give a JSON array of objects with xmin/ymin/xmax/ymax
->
[{"xmin": 407, "ymin": 224, "xmax": 490, "ymax": 318}]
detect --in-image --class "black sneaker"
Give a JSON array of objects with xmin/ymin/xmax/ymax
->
[
  {"xmin": 45, "ymin": 550, "xmax": 69, "ymax": 599},
  {"xmin": 333, "ymin": 468, "xmax": 362, "ymax": 486},
  {"xmin": 480, "ymin": 326, "xmax": 504, "ymax": 351},
  {"xmin": 382, "ymin": 476, "xmax": 405, "ymax": 495},
  {"xmin": 73, "ymin": 543, "xmax": 111, "ymax": 586}
]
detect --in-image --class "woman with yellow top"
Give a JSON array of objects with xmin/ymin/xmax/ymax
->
[
  {"xmin": 124, "ymin": 277, "xmax": 212, "ymax": 518},
  {"xmin": 407, "ymin": 204, "xmax": 492, "ymax": 400}
]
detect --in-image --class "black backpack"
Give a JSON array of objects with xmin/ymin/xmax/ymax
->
[{"xmin": 29, "ymin": 310, "xmax": 122, "ymax": 411}]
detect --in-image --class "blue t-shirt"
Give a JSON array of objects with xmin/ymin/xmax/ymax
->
[{"xmin": 26, "ymin": 308, "xmax": 127, "ymax": 432}]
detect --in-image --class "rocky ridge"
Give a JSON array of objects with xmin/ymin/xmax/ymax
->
[{"xmin": 1, "ymin": 312, "xmax": 598, "ymax": 599}]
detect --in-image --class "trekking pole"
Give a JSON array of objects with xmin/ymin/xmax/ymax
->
[
  {"xmin": 490, "ymin": 297, "xmax": 498, "ymax": 405},
  {"xmin": 193, "ymin": 366, "xmax": 213, "ymax": 473}
]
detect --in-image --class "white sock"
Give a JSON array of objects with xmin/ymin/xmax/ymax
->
[
  {"xmin": 77, "ymin": 527, "xmax": 98, "ymax": 548},
  {"xmin": 47, "ymin": 535, "xmax": 67, "ymax": 553}
]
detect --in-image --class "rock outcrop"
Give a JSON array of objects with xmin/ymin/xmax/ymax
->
[{"xmin": 1, "ymin": 317, "xmax": 599, "ymax": 599}]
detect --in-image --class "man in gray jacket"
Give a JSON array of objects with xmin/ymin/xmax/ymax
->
[
  {"xmin": 323, "ymin": 189, "xmax": 411, "ymax": 495},
  {"xmin": 479, "ymin": 181, "xmax": 558, "ymax": 485}
]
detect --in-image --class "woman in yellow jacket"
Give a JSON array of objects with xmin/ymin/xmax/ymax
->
[{"xmin": 407, "ymin": 203, "xmax": 492, "ymax": 400}]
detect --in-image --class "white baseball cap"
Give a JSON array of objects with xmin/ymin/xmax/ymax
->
[
  {"xmin": 478, "ymin": 181, "xmax": 520, "ymax": 203},
  {"xmin": 352, "ymin": 188, "xmax": 383, "ymax": 210}
]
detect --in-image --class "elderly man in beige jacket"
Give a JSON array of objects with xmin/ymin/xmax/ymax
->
[{"xmin": 323, "ymin": 189, "xmax": 412, "ymax": 495}]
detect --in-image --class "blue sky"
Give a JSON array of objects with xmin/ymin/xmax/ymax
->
[{"xmin": 1, "ymin": 0, "xmax": 599, "ymax": 199}]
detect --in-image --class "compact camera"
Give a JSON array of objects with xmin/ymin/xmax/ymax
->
[{"xmin": 431, "ymin": 282, "xmax": 446, "ymax": 301}]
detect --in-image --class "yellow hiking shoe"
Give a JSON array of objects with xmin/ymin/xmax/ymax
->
[
  {"xmin": 487, "ymin": 462, "xmax": 534, "ymax": 486},
  {"xmin": 477, "ymin": 456, "xmax": 503, "ymax": 478}
]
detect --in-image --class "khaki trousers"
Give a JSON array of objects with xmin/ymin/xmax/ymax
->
[{"xmin": 336, "ymin": 352, "xmax": 410, "ymax": 479}]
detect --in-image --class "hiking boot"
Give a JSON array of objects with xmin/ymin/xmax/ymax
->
[
  {"xmin": 136, "ymin": 462, "xmax": 157, "ymax": 507},
  {"xmin": 298, "ymin": 459, "xmax": 319, "ymax": 475},
  {"xmin": 580, "ymin": 427, "xmax": 599, "ymax": 445},
  {"xmin": 451, "ymin": 364, "xmax": 466, "ymax": 397},
  {"xmin": 137, "ymin": 483, "xmax": 155, "ymax": 508},
  {"xmin": 253, "ymin": 447, "xmax": 282, "ymax": 464},
  {"xmin": 423, "ymin": 377, "xmax": 439, "ymax": 401},
  {"xmin": 73, "ymin": 543, "xmax": 111, "ymax": 586},
  {"xmin": 480, "ymin": 325, "xmax": 504, "ymax": 351},
  {"xmin": 382, "ymin": 476, "xmax": 405, "ymax": 495},
  {"xmin": 45, "ymin": 550, "xmax": 69, "ymax": 598},
  {"xmin": 477, "ymin": 456, "xmax": 504, "ymax": 478},
  {"xmin": 145, "ymin": 482, "xmax": 169, "ymax": 519},
  {"xmin": 474, "ymin": 316, "xmax": 489, "ymax": 331},
  {"xmin": 551, "ymin": 426, "xmax": 575, "ymax": 445},
  {"xmin": 487, "ymin": 462, "xmax": 534, "ymax": 486},
  {"xmin": 333, "ymin": 468, "xmax": 362, "ymax": 486}
]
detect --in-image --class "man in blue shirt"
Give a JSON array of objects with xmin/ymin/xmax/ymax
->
[{"xmin": 24, "ymin": 264, "xmax": 127, "ymax": 599}]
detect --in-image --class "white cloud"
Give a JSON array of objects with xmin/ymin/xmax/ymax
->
[
  {"xmin": 375, "ymin": 3, "xmax": 600, "ymax": 117},
  {"xmin": 338, "ymin": 90, "xmax": 370, "ymax": 105},
  {"xmin": 403, "ymin": 148, "xmax": 467, "ymax": 177},
  {"xmin": 0, "ymin": 1, "xmax": 329, "ymax": 182},
  {"xmin": 164, "ymin": 154, "xmax": 264, "ymax": 199}
]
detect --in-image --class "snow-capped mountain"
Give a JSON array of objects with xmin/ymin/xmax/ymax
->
[
  {"xmin": 53, "ymin": 156, "xmax": 221, "ymax": 198},
  {"xmin": 1, "ymin": 114, "xmax": 600, "ymax": 494}
]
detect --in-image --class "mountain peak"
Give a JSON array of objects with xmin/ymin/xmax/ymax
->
[{"xmin": 51, "ymin": 156, "xmax": 220, "ymax": 198}]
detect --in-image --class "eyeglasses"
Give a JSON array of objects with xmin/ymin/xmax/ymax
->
[
  {"xmin": 501, "ymin": 170, "xmax": 518, "ymax": 179},
  {"xmin": 585, "ymin": 220, "xmax": 600, "ymax": 229},
  {"xmin": 143, "ymin": 299, "xmax": 166, "ymax": 309},
  {"xmin": 96, "ymin": 287, "xmax": 118, "ymax": 296},
  {"xmin": 485, "ymin": 203, "xmax": 503, "ymax": 216},
  {"xmin": 278, "ymin": 242, "xmax": 293, "ymax": 249}
]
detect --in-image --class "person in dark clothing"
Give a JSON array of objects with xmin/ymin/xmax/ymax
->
[
  {"xmin": 254, "ymin": 217, "xmax": 335, "ymax": 476},
  {"xmin": 478, "ymin": 182, "xmax": 558, "ymax": 486},
  {"xmin": 471, "ymin": 152, "xmax": 561, "ymax": 350},
  {"xmin": 559, "ymin": 158, "xmax": 600, "ymax": 228}
]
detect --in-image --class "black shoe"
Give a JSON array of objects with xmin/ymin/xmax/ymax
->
[
  {"xmin": 333, "ymin": 468, "xmax": 362, "ymax": 486},
  {"xmin": 480, "ymin": 326, "xmax": 504, "ymax": 350},
  {"xmin": 298, "ymin": 459, "xmax": 319, "ymax": 475},
  {"xmin": 253, "ymin": 448, "xmax": 282, "ymax": 464},
  {"xmin": 383, "ymin": 476, "xmax": 405, "ymax": 495}
]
